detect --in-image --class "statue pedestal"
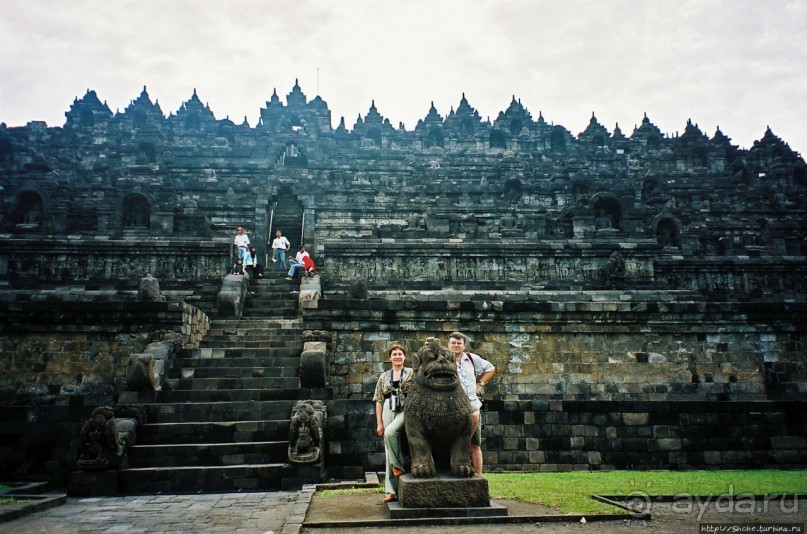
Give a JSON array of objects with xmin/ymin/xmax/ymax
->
[
  {"xmin": 388, "ymin": 499, "xmax": 508, "ymax": 519},
  {"xmin": 397, "ymin": 473, "xmax": 492, "ymax": 508},
  {"xmin": 391, "ymin": 473, "xmax": 507, "ymax": 518}
]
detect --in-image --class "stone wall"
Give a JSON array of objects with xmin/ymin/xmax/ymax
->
[
  {"xmin": 0, "ymin": 238, "xmax": 231, "ymax": 282},
  {"xmin": 0, "ymin": 300, "xmax": 209, "ymax": 404},
  {"xmin": 326, "ymin": 399, "xmax": 807, "ymax": 478},
  {"xmin": 0, "ymin": 299, "xmax": 209, "ymax": 487},
  {"xmin": 0, "ymin": 405, "xmax": 94, "ymax": 488},
  {"xmin": 317, "ymin": 293, "xmax": 807, "ymax": 476},
  {"xmin": 322, "ymin": 240, "xmax": 657, "ymax": 287},
  {"xmin": 655, "ymin": 256, "xmax": 807, "ymax": 295},
  {"xmin": 304, "ymin": 295, "xmax": 806, "ymax": 402}
]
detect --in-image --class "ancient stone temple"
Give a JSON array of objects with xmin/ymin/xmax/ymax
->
[{"xmin": 1, "ymin": 81, "xmax": 805, "ymax": 492}]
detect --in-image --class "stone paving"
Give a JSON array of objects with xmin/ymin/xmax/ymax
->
[{"xmin": 0, "ymin": 491, "xmax": 301, "ymax": 534}]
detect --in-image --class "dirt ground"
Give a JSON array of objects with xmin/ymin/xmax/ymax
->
[{"xmin": 303, "ymin": 492, "xmax": 807, "ymax": 533}]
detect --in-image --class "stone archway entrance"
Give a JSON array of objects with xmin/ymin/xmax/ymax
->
[{"xmin": 267, "ymin": 187, "xmax": 305, "ymax": 257}]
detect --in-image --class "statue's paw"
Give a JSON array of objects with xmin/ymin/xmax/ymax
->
[
  {"xmin": 452, "ymin": 463, "xmax": 475, "ymax": 478},
  {"xmin": 411, "ymin": 463, "xmax": 436, "ymax": 478}
]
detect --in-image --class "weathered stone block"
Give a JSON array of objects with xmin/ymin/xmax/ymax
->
[
  {"xmin": 704, "ymin": 450, "xmax": 722, "ymax": 464},
  {"xmin": 657, "ymin": 438, "xmax": 682, "ymax": 451},
  {"xmin": 397, "ymin": 473, "xmax": 490, "ymax": 508},
  {"xmin": 216, "ymin": 275, "xmax": 247, "ymax": 318},
  {"xmin": 137, "ymin": 274, "xmax": 165, "ymax": 302},
  {"xmin": 623, "ymin": 412, "xmax": 649, "ymax": 426},
  {"xmin": 771, "ymin": 436, "xmax": 807, "ymax": 449},
  {"xmin": 300, "ymin": 349, "xmax": 327, "ymax": 388},
  {"xmin": 144, "ymin": 342, "xmax": 171, "ymax": 360}
]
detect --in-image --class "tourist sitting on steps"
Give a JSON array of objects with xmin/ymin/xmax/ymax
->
[
  {"xmin": 287, "ymin": 251, "xmax": 316, "ymax": 280},
  {"xmin": 372, "ymin": 344, "xmax": 413, "ymax": 503},
  {"xmin": 286, "ymin": 245, "xmax": 310, "ymax": 279},
  {"xmin": 244, "ymin": 246, "xmax": 263, "ymax": 278},
  {"xmin": 302, "ymin": 254, "xmax": 316, "ymax": 277},
  {"xmin": 231, "ymin": 258, "xmax": 246, "ymax": 276}
]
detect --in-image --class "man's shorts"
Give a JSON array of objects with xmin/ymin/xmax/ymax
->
[{"xmin": 471, "ymin": 406, "xmax": 482, "ymax": 446}]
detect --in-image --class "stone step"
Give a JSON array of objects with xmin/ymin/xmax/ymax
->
[
  {"xmin": 242, "ymin": 304, "xmax": 298, "ymax": 313},
  {"xmin": 137, "ymin": 420, "xmax": 291, "ymax": 445},
  {"xmin": 200, "ymin": 340, "xmax": 301, "ymax": 349},
  {"xmin": 197, "ymin": 342, "xmax": 299, "ymax": 353},
  {"xmin": 203, "ymin": 326, "xmax": 301, "ymax": 336},
  {"xmin": 243, "ymin": 296, "xmax": 298, "ymax": 304},
  {"xmin": 247, "ymin": 278, "xmax": 299, "ymax": 286},
  {"xmin": 169, "ymin": 362, "xmax": 299, "ymax": 378},
  {"xmin": 180, "ymin": 348, "xmax": 301, "ymax": 359},
  {"xmin": 209, "ymin": 319, "xmax": 302, "ymax": 328},
  {"xmin": 117, "ymin": 464, "xmax": 289, "ymax": 493},
  {"xmin": 242, "ymin": 305, "xmax": 298, "ymax": 312},
  {"xmin": 155, "ymin": 388, "xmax": 323, "ymax": 404},
  {"xmin": 129, "ymin": 441, "xmax": 288, "ymax": 467},
  {"xmin": 246, "ymin": 283, "xmax": 297, "ymax": 290},
  {"xmin": 202, "ymin": 333, "xmax": 301, "ymax": 343},
  {"xmin": 245, "ymin": 288, "xmax": 298, "ymax": 297},
  {"xmin": 164, "ymin": 377, "xmax": 300, "ymax": 391},
  {"xmin": 144, "ymin": 400, "xmax": 296, "ymax": 423},
  {"xmin": 243, "ymin": 295, "xmax": 297, "ymax": 302},
  {"xmin": 261, "ymin": 268, "xmax": 304, "ymax": 277},
  {"xmin": 241, "ymin": 313, "xmax": 299, "ymax": 320},
  {"xmin": 246, "ymin": 292, "xmax": 300, "ymax": 300},
  {"xmin": 205, "ymin": 325, "xmax": 301, "ymax": 335},
  {"xmin": 198, "ymin": 342, "xmax": 299, "ymax": 352},
  {"xmin": 245, "ymin": 285, "xmax": 298, "ymax": 293},
  {"xmin": 175, "ymin": 351, "xmax": 299, "ymax": 363},
  {"xmin": 188, "ymin": 347, "xmax": 300, "ymax": 359},
  {"xmin": 241, "ymin": 306, "xmax": 299, "ymax": 314},
  {"xmin": 241, "ymin": 310, "xmax": 300, "ymax": 319}
]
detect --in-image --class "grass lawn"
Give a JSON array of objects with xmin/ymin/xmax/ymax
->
[
  {"xmin": 0, "ymin": 497, "xmax": 32, "ymax": 505},
  {"xmin": 486, "ymin": 470, "xmax": 807, "ymax": 514},
  {"xmin": 319, "ymin": 471, "xmax": 807, "ymax": 514}
]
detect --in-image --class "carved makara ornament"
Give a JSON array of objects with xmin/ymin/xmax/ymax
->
[
  {"xmin": 288, "ymin": 400, "xmax": 326, "ymax": 465},
  {"xmin": 77, "ymin": 405, "xmax": 143, "ymax": 472}
]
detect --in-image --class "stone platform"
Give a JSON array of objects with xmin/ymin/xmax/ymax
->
[
  {"xmin": 396, "ymin": 473, "xmax": 496, "ymax": 509},
  {"xmin": 388, "ymin": 499, "xmax": 508, "ymax": 519}
]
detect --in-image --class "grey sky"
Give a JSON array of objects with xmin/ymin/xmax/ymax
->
[{"xmin": 1, "ymin": 0, "xmax": 804, "ymax": 154}]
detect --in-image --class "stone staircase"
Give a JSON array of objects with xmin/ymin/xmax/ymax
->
[
  {"xmin": 243, "ymin": 275, "xmax": 300, "ymax": 319},
  {"xmin": 119, "ymin": 278, "xmax": 325, "ymax": 493}
]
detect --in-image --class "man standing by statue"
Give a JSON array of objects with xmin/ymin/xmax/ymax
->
[{"xmin": 448, "ymin": 331, "xmax": 495, "ymax": 474}]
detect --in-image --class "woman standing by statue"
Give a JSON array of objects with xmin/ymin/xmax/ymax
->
[{"xmin": 373, "ymin": 344, "xmax": 413, "ymax": 503}]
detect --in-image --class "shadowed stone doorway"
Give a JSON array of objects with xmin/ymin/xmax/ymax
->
[{"xmin": 266, "ymin": 187, "xmax": 305, "ymax": 265}]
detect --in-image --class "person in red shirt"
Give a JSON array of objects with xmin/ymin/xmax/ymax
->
[
  {"xmin": 302, "ymin": 254, "xmax": 316, "ymax": 276},
  {"xmin": 286, "ymin": 250, "xmax": 316, "ymax": 280}
]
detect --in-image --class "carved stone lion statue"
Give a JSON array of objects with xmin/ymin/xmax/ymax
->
[{"xmin": 404, "ymin": 337, "xmax": 474, "ymax": 478}]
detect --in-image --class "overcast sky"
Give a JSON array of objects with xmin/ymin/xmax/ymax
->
[{"xmin": 1, "ymin": 0, "xmax": 804, "ymax": 155}]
